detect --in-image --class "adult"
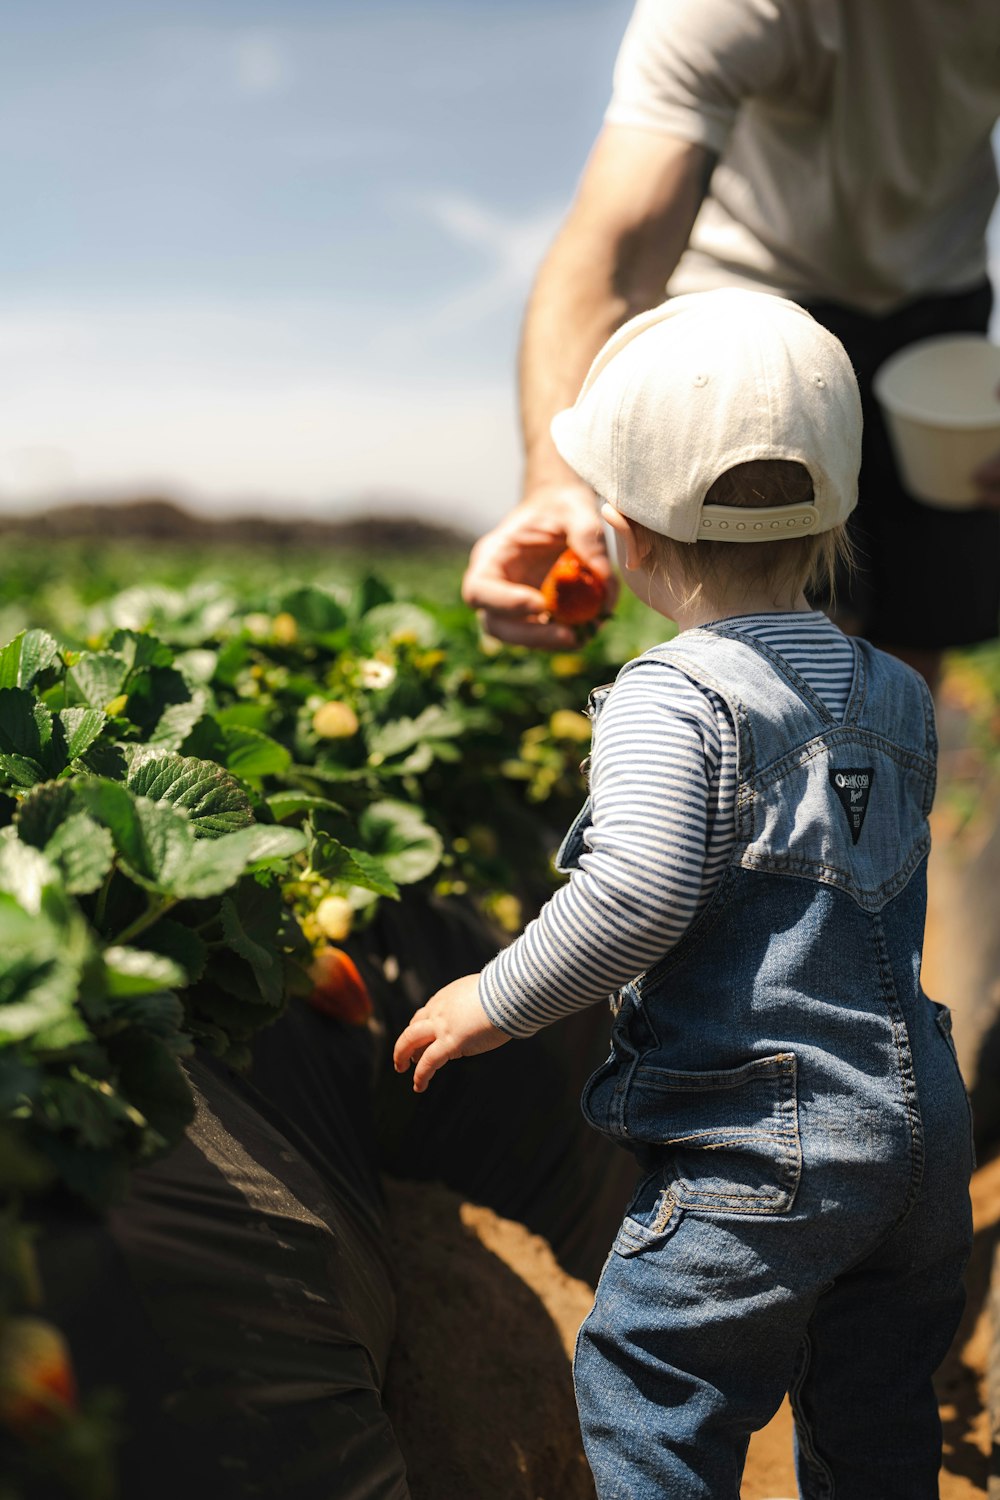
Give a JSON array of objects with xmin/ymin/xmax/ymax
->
[{"xmin": 463, "ymin": 0, "xmax": 1000, "ymax": 689}]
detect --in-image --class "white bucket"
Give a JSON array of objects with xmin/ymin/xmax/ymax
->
[{"xmin": 872, "ymin": 334, "xmax": 1000, "ymax": 509}]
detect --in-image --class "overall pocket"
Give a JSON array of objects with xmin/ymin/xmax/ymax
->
[
  {"xmin": 612, "ymin": 1168, "xmax": 684, "ymax": 1258},
  {"xmin": 624, "ymin": 1053, "xmax": 802, "ymax": 1215},
  {"xmin": 580, "ymin": 985, "xmax": 656, "ymax": 1144}
]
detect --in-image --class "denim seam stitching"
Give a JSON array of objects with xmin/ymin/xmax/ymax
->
[
  {"xmin": 752, "ymin": 730, "xmax": 935, "ymax": 788},
  {"xmin": 637, "ymin": 1076, "xmax": 793, "ymax": 1092},
  {"xmin": 788, "ymin": 1330, "xmax": 837, "ymax": 1498},
  {"xmin": 676, "ymin": 1186, "xmax": 793, "ymax": 1201},
  {"xmin": 872, "ymin": 913, "xmax": 926, "ymax": 1226},
  {"xmin": 676, "ymin": 1194, "xmax": 793, "ymax": 1212},
  {"xmin": 660, "ymin": 1125, "xmax": 797, "ymax": 1138},
  {"xmin": 740, "ymin": 836, "xmax": 929, "ymax": 902}
]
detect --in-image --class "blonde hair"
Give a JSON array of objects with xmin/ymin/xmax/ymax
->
[{"xmin": 641, "ymin": 460, "xmax": 854, "ymax": 609}]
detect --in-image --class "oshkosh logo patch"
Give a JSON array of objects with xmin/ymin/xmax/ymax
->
[{"xmin": 829, "ymin": 768, "xmax": 874, "ymax": 844}]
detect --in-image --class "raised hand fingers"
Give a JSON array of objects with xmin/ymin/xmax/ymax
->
[
  {"xmin": 393, "ymin": 1016, "xmax": 457, "ymax": 1092},
  {"xmin": 479, "ymin": 610, "xmax": 577, "ymax": 649},
  {"xmin": 460, "ymin": 573, "xmax": 547, "ymax": 616},
  {"xmin": 411, "ymin": 1038, "xmax": 453, "ymax": 1093},
  {"xmin": 393, "ymin": 1012, "xmax": 434, "ymax": 1074}
]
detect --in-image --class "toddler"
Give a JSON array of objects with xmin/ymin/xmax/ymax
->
[{"xmin": 394, "ymin": 290, "xmax": 974, "ymax": 1500}]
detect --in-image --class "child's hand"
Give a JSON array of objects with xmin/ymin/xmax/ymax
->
[{"xmin": 393, "ymin": 974, "xmax": 509, "ymax": 1093}]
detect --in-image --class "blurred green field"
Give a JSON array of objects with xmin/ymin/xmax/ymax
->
[
  {"xmin": 0, "ymin": 535, "xmax": 676, "ymax": 663},
  {"xmin": 0, "ymin": 533, "xmax": 996, "ymax": 774},
  {"xmin": 0, "ymin": 538, "xmax": 471, "ymax": 640}
]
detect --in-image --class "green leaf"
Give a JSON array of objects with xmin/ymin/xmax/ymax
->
[
  {"xmin": 14, "ymin": 780, "xmax": 76, "ymax": 848},
  {"xmin": 78, "ymin": 740, "xmax": 128, "ymax": 780},
  {"xmin": 103, "ymin": 945, "xmax": 187, "ymax": 996},
  {"xmin": 66, "ymin": 652, "xmax": 129, "ymax": 709},
  {"xmin": 354, "ymin": 572, "xmax": 395, "ymax": 618},
  {"xmin": 149, "ymin": 693, "xmax": 212, "ymax": 750},
  {"xmin": 0, "ymin": 753, "xmax": 46, "ymax": 787},
  {"xmin": 0, "ymin": 893, "xmax": 88, "ymax": 1048},
  {"xmin": 221, "ymin": 726, "xmax": 291, "ymax": 780},
  {"xmin": 0, "ymin": 688, "xmax": 52, "ymax": 786},
  {"xmin": 0, "ymin": 633, "xmax": 24, "ymax": 690},
  {"xmin": 367, "ymin": 702, "xmax": 470, "ymax": 760},
  {"xmin": 195, "ymin": 959, "xmax": 276, "ymax": 1018},
  {"xmin": 34, "ymin": 1069, "xmax": 140, "ymax": 1152},
  {"xmin": 0, "ymin": 840, "xmax": 61, "ymax": 916},
  {"xmin": 20, "ymin": 629, "xmax": 62, "ymax": 686},
  {"xmin": 106, "ymin": 1032, "xmax": 194, "ymax": 1146},
  {"xmin": 107, "ymin": 988, "xmax": 188, "ymax": 1045},
  {"xmin": 0, "ymin": 629, "xmax": 61, "ymax": 690},
  {"xmin": 126, "ymin": 751, "xmax": 254, "ymax": 836},
  {"xmin": 396, "ymin": 742, "xmax": 435, "ymax": 775},
  {"xmin": 57, "ymin": 706, "xmax": 107, "ymax": 762},
  {"xmin": 169, "ymin": 823, "xmax": 305, "ymax": 900},
  {"xmin": 307, "ymin": 830, "xmax": 399, "ymax": 898},
  {"xmin": 266, "ymin": 790, "xmax": 345, "ymax": 821},
  {"xmin": 78, "ymin": 777, "xmax": 195, "ymax": 892},
  {"xmin": 242, "ymin": 824, "xmax": 307, "ymax": 865},
  {"xmin": 106, "ymin": 628, "xmax": 174, "ymax": 673},
  {"xmin": 359, "ymin": 799, "xmax": 444, "ymax": 885},
  {"xmin": 15, "ymin": 781, "xmax": 116, "ymax": 891},
  {"xmin": 360, "ymin": 602, "xmax": 442, "ymax": 649},
  {"xmin": 143, "ymin": 918, "xmax": 208, "ymax": 984},
  {"xmin": 220, "ymin": 882, "xmax": 284, "ymax": 1006},
  {"xmin": 276, "ymin": 585, "xmax": 348, "ymax": 635},
  {"xmin": 173, "ymin": 647, "xmax": 218, "ymax": 685},
  {"xmin": 45, "ymin": 811, "xmax": 115, "ymax": 895},
  {"xmin": 116, "ymin": 796, "xmax": 196, "ymax": 894},
  {"xmin": 77, "ymin": 777, "xmax": 143, "ymax": 855},
  {"xmin": 214, "ymin": 702, "xmax": 273, "ymax": 732},
  {"xmin": 122, "ymin": 663, "xmax": 197, "ymax": 739},
  {"xmin": 167, "ymin": 830, "xmax": 250, "ymax": 900}
]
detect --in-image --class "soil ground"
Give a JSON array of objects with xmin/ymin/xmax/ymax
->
[{"xmin": 384, "ymin": 1151, "xmax": 1000, "ymax": 1499}]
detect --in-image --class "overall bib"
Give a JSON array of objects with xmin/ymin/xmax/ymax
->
[{"xmin": 568, "ymin": 625, "xmax": 974, "ymax": 1500}]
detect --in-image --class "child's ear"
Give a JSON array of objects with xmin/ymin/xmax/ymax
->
[{"xmin": 601, "ymin": 502, "xmax": 653, "ymax": 572}]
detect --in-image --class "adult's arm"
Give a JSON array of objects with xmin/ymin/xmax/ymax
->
[{"xmin": 462, "ymin": 124, "xmax": 715, "ymax": 647}]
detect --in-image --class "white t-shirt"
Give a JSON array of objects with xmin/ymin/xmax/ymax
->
[{"xmin": 606, "ymin": 0, "xmax": 1000, "ymax": 315}]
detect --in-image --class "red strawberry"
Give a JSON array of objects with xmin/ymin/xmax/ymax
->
[
  {"xmin": 307, "ymin": 946, "xmax": 373, "ymax": 1025},
  {"xmin": 0, "ymin": 1317, "xmax": 78, "ymax": 1436},
  {"xmin": 540, "ymin": 549, "xmax": 606, "ymax": 626}
]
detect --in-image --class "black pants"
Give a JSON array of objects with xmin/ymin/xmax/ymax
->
[{"xmin": 806, "ymin": 281, "xmax": 999, "ymax": 650}]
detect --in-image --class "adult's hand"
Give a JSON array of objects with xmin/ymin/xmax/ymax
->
[{"xmin": 461, "ymin": 481, "xmax": 618, "ymax": 648}]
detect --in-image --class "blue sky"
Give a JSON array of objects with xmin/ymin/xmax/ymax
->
[
  {"xmin": 0, "ymin": 1, "xmax": 998, "ymax": 528},
  {"xmin": 0, "ymin": 0, "xmax": 635, "ymax": 524}
]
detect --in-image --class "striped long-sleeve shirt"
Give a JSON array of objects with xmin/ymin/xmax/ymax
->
[{"xmin": 479, "ymin": 610, "xmax": 857, "ymax": 1038}]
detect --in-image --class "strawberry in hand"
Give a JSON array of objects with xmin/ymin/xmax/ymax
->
[{"xmin": 540, "ymin": 548, "xmax": 607, "ymax": 627}]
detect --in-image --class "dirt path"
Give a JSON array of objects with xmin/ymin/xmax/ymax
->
[{"xmin": 386, "ymin": 1151, "xmax": 1000, "ymax": 1499}]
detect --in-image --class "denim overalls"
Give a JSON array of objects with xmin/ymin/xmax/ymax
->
[{"xmin": 565, "ymin": 624, "xmax": 974, "ymax": 1500}]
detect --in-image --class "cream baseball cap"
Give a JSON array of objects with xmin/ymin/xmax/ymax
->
[{"xmin": 550, "ymin": 289, "xmax": 862, "ymax": 543}]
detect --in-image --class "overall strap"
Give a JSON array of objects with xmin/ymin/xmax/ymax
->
[{"xmin": 626, "ymin": 626, "xmax": 853, "ymax": 784}]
